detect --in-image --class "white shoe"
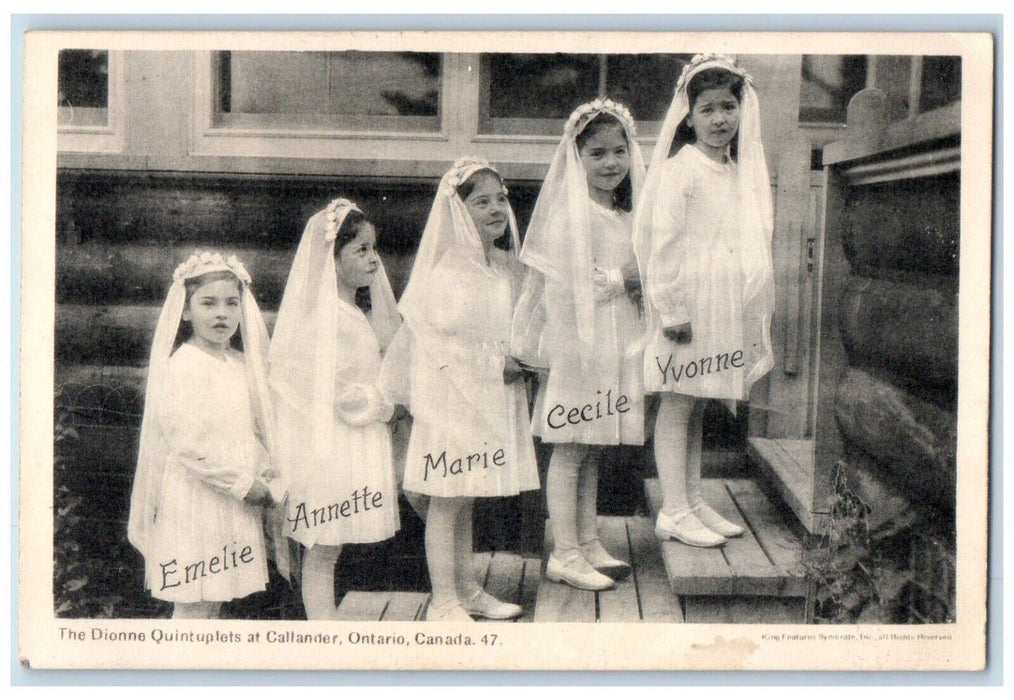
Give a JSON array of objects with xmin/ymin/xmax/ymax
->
[
  {"xmin": 545, "ymin": 553, "xmax": 614, "ymax": 591},
  {"xmin": 581, "ymin": 539, "xmax": 632, "ymax": 581},
  {"xmin": 424, "ymin": 598, "xmax": 475, "ymax": 622},
  {"xmin": 461, "ymin": 589, "xmax": 523, "ymax": 620},
  {"xmin": 655, "ymin": 508, "xmax": 727, "ymax": 548},
  {"xmin": 692, "ymin": 501, "xmax": 745, "ymax": 538}
]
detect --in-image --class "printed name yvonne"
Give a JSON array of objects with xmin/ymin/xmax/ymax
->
[
  {"xmin": 288, "ymin": 486, "xmax": 384, "ymax": 532},
  {"xmin": 655, "ymin": 349, "xmax": 744, "ymax": 383}
]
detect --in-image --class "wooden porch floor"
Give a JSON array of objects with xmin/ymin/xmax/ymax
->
[{"xmin": 335, "ymin": 478, "xmax": 809, "ymax": 624}]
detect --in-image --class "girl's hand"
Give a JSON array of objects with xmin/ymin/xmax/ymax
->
[
  {"xmin": 260, "ymin": 469, "xmax": 277, "ymax": 482},
  {"xmin": 664, "ymin": 323, "xmax": 693, "ymax": 344},
  {"xmin": 592, "ymin": 267, "xmax": 625, "ymax": 303},
  {"xmin": 337, "ymin": 387, "xmax": 370, "ymax": 416},
  {"xmin": 503, "ymin": 356, "xmax": 525, "ymax": 384},
  {"xmin": 244, "ymin": 480, "xmax": 273, "ymax": 506}
]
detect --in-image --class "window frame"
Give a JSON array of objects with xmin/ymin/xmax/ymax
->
[
  {"xmin": 57, "ymin": 50, "xmax": 126, "ymax": 154},
  {"xmin": 797, "ymin": 54, "xmax": 871, "ymax": 128},
  {"xmin": 210, "ymin": 50, "xmax": 444, "ymax": 136},
  {"xmin": 473, "ymin": 53, "xmax": 684, "ymax": 141}
]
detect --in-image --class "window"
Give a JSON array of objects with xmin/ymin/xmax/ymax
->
[
  {"xmin": 919, "ymin": 56, "xmax": 961, "ymax": 113},
  {"xmin": 798, "ymin": 55, "xmax": 868, "ymax": 125},
  {"xmin": 214, "ymin": 51, "xmax": 442, "ymax": 133},
  {"xmin": 58, "ymin": 49, "xmax": 109, "ymax": 128},
  {"xmin": 479, "ymin": 53, "xmax": 691, "ymax": 136}
]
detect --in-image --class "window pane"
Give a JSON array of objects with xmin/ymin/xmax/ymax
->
[
  {"xmin": 58, "ymin": 49, "xmax": 108, "ymax": 108},
  {"xmin": 605, "ymin": 54, "xmax": 691, "ymax": 123},
  {"xmin": 920, "ymin": 56, "xmax": 961, "ymax": 113},
  {"xmin": 58, "ymin": 49, "xmax": 109, "ymax": 127},
  {"xmin": 486, "ymin": 54, "xmax": 599, "ymax": 120},
  {"xmin": 799, "ymin": 55, "xmax": 867, "ymax": 124},
  {"xmin": 217, "ymin": 51, "xmax": 440, "ymax": 131}
]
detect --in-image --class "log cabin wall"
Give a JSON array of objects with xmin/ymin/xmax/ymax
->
[{"xmin": 815, "ymin": 88, "xmax": 960, "ymax": 621}]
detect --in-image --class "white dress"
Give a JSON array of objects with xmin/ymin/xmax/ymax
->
[
  {"xmin": 644, "ymin": 145, "xmax": 747, "ymax": 399},
  {"xmin": 281, "ymin": 299, "xmax": 400, "ymax": 548},
  {"xmin": 531, "ymin": 202, "xmax": 645, "ymax": 444},
  {"xmin": 146, "ymin": 343, "xmax": 269, "ymax": 603},
  {"xmin": 402, "ymin": 248, "xmax": 540, "ymax": 498}
]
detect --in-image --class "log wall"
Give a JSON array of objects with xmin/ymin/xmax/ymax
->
[{"xmin": 829, "ymin": 152, "xmax": 959, "ymax": 515}]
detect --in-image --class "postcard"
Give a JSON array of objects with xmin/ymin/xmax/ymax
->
[{"xmin": 17, "ymin": 28, "xmax": 993, "ymax": 671}]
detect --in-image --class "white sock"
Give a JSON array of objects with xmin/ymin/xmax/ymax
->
[
  {"xmin": 301, "ymin": 544, "xmax": 341, "ymax": 620},
  {"xmin": 426, "ymin": 496, "xmax": 468, "ymax": 608},
  {"xmin": 685, "ymin": 400, "xmax": 706, "ymax": 508},
  {"xmin": 654, "ymin": 393, "xmax": 697, "ymax": 516},
  {"xmin": 453, "ymin": 498, "xmax": 481, "ymax": 601},
  {"xmin": 576, "ymin": 453, "xmax": 601, "ymax": 547},
  {"xmin": 546, "ymin": 444, "xmax": 588, "ymax": 559}
]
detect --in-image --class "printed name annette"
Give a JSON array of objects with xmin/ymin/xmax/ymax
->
[
  {"xmin": 288, "ymin": 486, "xmax": 384, "ymax": 531},
  {"xmin": 60, "ymin": 628, "xmax": 503, "ymax": 647}
]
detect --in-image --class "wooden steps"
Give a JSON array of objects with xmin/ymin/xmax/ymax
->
[
  {"xmin": 336, "ymin": 552, "xmax": 541, "ymax": 622},
  {"xmin": 747, "ymin": 437, "xmax": 826, "ymax": 533},
  {"xmin": 645, "ymin": 478, "xmax": 810, "ymax": 623},
  {"xmin": 336, "ymin": 591, "xmax": 430, "ymax": 621},
  {"xmin": 533, "ymin": 516, "xmax": 684, "ymax": 623},
  {"xmin": 336, "ymin": 479, "xmax": 810, "ymax": 624}
]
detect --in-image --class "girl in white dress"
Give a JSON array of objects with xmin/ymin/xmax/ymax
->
[
  {"xmin": 381, "ymin": 158, "xmax": 540, "ymax": 622},
  {"xmin": 633, "ymin": 54, "xmax": 776, "ymax": 548},
  {"xmin": 128, "ymin": 251, "xmax": 285, "ymax": 619},
  {"xmin": 269, "ymin": 199, "xmax": 402, "ymax": 620},
  {"xmin": 512, "ymin": 99, "xmax": 646, "ymax": 591}
]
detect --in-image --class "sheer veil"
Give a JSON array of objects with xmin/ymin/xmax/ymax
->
[
  {"xmin": 379, "ymin": 157, "xmax": 522, "ymax": 437},
  {"xmin": 127, "ymin": 252, "xmax": 278, "ymax": 582},
  {"xmin": 511, "ymin": 98, "xmax": 646, "ymax": 372},
  {"xmin": 632, "ymin": 54, "xmax": 775, "ymax": 395},
  {"xmin": 268, "ymin": 197, "xmax": 401, "ymax": 486}
]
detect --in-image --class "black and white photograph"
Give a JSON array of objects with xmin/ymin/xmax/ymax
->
[{"xmin": 17, "ymin": 29, "xmax": 993, "ymax": 671}]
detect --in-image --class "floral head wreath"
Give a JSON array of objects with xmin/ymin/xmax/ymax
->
[
  {"xmin": 441, "ymin": 156, "xmax": 506, "ymax": 198},
  {"xmin": 564, "ymin": 98, "xmax": 636, "ymax": 139},
  {"xmin": 675, "ymin": 53, "xmax": 753, "ymax": 95},
  {"xmin": 324, "ymin": 197, "xmax": 363, "ymax": 242},
  {"xmin": 172, "ymin": 250, "xmax": 252, "ymax": 286}
]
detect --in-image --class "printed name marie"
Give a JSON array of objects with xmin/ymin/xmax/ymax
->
[
  {"xmin": 424, "ymin": 447, "xmax": 505, "ymax": 480},
  {"xmin": 655, "ymin": 349, "xmax": 744, "ymax": 384},
  {"xmin": 288, "ymin": 486, "xmax": 384, "ymax": 532}
]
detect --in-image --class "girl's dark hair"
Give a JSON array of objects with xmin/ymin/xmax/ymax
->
[
  {"xmin": 575, "ymin": 111, "xmax": 633, "ymax": 212},
  {"xmin": 178, "ymin": 269, "xmax": 244, "ymax": 351},
  {"xmin": 333, "ymin": 208, "xmax": 374, "ymax": 313},
  {"xmin": 671, "ymin": 67, "xmax": 746, "ymax": 159},
  {"xmin": 457, "ymin": 168, "xmax": 513, "ymax": 251}
]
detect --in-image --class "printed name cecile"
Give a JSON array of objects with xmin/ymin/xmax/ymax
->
[{"xmin": 547, "ymin": 389, "xmax": 630, "ymax": 430}]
